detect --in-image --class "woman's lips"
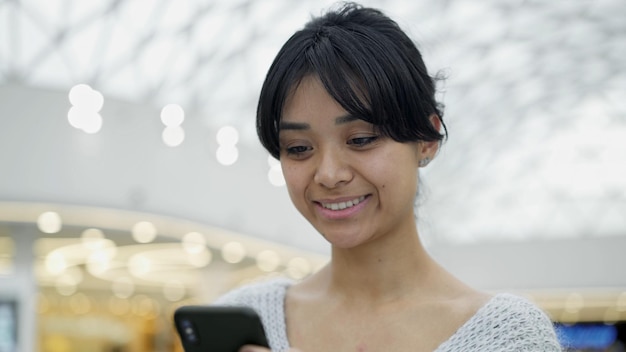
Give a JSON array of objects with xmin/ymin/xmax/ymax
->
[
  {"xmin": 315, "ymin": 195, "xmax": 370, "ymax": 220},
  {"xmin": 320, "ymin": 195, "xmax": 366, "ymax": 211}
]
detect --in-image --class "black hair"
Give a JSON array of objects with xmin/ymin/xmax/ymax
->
[{"xmin": 257, "ymin": 2, "xmax": 447, "ymax": 159}]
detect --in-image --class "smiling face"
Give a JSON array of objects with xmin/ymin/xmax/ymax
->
[{"xmin": 279, "ymin": 75, "xmax": 436, "ymax": 249}]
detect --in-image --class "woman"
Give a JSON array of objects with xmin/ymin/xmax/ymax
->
[{"xmin": 216, "ymin": 2, "xmax": 561, "ymax": 351}]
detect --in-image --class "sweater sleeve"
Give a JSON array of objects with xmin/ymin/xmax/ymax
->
[
  {"xmin": 437, "ymin": 293, "xmax": 563, "ymax": 351},
  {"xmin": 212, "ymin": 278, "xmax": 293, "ymax": 352}
]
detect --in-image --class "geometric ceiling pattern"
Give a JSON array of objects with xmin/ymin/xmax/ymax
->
[
  {"xmin": 1, "ymin": 0, "xmax": 625, "ymax": 246},
  {"xmin": 419, "ymin": 0, "xmax": 626, "ymax": 244}
]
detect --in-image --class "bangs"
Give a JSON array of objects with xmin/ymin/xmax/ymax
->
[
  {"xmin": 304, "ymin": 25, "xmax": 433, "ymax": 143},
  {"xmin": 306, "ymin": 26, "xmax": 398, "ymax": 132}
]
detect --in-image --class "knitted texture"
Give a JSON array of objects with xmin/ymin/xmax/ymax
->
[
  {"xmin": 214, "ymin": 278, "xmax": 562, "ymax": 351},
  {"xmin": 433, "ymin": 293, "xmax": 562, "ymax": 351}
]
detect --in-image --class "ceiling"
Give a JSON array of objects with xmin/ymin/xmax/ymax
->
[{"xmin": 1, "ymin": 0, "xmax": 625, "ymax": 253}]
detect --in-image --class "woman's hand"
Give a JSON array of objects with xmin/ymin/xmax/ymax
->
[
  {"xmin": 239, "ymin": 346, "xmax": 269, "ymax": 352},
  {"xmin": 239, "ymin": 345, "xmax": 302, "ymax": 352}
]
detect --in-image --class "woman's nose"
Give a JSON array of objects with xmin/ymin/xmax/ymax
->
[{"xmin": 313, "ymin": 149, "xmax": 352, "ymax": 188}]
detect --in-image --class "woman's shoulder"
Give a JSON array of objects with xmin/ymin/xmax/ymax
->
[
  {"xmin": 211, "ymin": 276, "xmax": 294, "ymax": 351},
  {"xmin": 472, "ymin": 293, "xmax": 558, "ymax": 336},
  {"xmin": 438, "ymin": 293, "xmax": 562, "ymax": 351},
  {"xmin": 480, "ymin": 293, "xmax": 554, "ymax": 326},
  {"xmin": 212, "ymin": 276, "xmax": 294, "ymax": 307}
]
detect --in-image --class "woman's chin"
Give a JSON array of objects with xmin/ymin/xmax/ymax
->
[{"xmin": 321, "ymin": 232, "xmax": 369, "ymax": 250}]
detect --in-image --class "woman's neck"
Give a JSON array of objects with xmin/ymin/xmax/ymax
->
[{"xmin": 322, "ymin": 229, "xmax": 438, "ymax": 304}]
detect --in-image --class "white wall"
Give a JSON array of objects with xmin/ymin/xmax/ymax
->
[
  {"xmin": 0, "ymin": 83, "xmax": 326, "ymax": 252},
  {"xmin": 429, "ymin": 236, "xmax": 626, "ymax": 291}
]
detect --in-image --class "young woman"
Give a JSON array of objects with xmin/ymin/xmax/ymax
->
[{"xmin": 216, "ymin": 3, "xmax": 561, "ymax": 351}]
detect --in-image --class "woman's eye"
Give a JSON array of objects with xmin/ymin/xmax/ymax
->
[
  {"xmin": 286, "ymin": 145, "xmax": 311, "ymax": 155},
  {"xmin": 348, "ymin": 136, "xmax": 378, "ymax": 147}
]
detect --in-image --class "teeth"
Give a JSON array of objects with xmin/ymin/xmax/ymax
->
[{"xmin": 322, "ymin": 196, "xmax": 365, "ymax": 211}]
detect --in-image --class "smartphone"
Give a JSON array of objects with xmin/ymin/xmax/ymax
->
[{"xmin": 174, "ymin": 305, "xmax": 270, "ymax": 352}]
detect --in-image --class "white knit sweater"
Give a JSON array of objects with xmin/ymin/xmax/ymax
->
[{"xmin": 214, "ymin": 278, "xmax": 562, "ymax": 351}]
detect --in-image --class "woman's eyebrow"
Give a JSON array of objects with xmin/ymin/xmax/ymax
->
[
  {"xmin": 279, "ymin": 121, "xmax": 309, "ymax": 130},
  {"xmin": 335, "ymin": 114, "xmax": 358, "ymax": 125},
  {"xmin": 279, "ymin": 115, "xmax": 359, "ymax": 130}
]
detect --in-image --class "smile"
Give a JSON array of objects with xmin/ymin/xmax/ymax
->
[{"xmin": 321, "ymin": 196, "xmax": 366, "ymax": 211}]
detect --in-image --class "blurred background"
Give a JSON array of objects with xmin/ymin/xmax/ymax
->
[{"xmin": 0, "ymin": 0, "xmax": 625, "ymax": 351}]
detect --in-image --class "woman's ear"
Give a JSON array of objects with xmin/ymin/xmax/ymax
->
[{"xmin": 418, "ymin": 114, "xmax": 442, "ymax": 167}]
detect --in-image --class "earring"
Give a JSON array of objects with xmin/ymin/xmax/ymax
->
[{"xmin": 419, "ymin": 157, "xmax": 431, "ymax": 167}]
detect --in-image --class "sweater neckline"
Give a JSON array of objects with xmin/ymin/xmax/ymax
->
[{"xmin": 272, "ymin": 279, "xmax": 512, "ymax": 350}]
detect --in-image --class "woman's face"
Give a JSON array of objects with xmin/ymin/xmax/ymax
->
[{"xmin": 278, "ymin": 75, "xmax": 433, "ymax": 249}]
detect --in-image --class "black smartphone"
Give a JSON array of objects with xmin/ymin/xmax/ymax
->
[{"xmin": 173, "ymin": 305, "xmax": 270, "ymax": 352}]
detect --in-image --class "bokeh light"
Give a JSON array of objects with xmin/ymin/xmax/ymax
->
[
  {"xmin": 222, "ymin": 242, "xmax": 246, "ymax": 264},
  {"xmin": 160, "ymin": 103, "xmax": 185, "ymax": 127},
  {"xmin": 131, "ymin": 221, "xmax": 157, "ymax": 243},
  {"xmin": 37, "ymin": 211, "xmax": 62, "ymax": 234}
]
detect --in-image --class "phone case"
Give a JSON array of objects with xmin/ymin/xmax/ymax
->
[{"xmin": 174, "ymin": 305, "xmax": 270, "ymax": 352}]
